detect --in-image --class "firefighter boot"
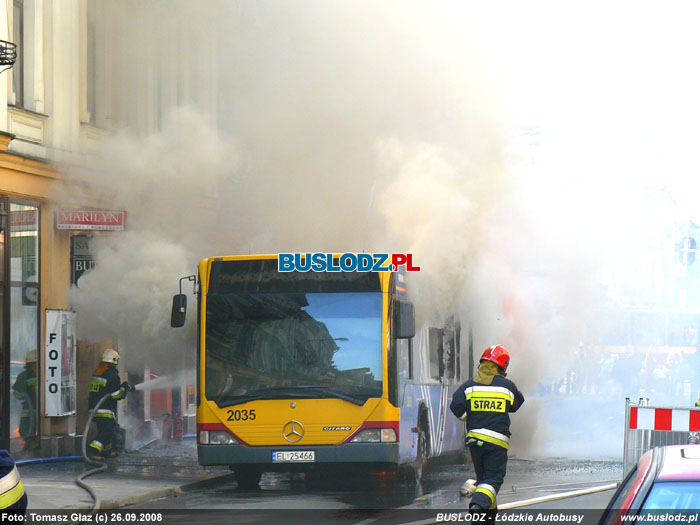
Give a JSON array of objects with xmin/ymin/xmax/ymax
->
[
  {"xmin": 87, "ymin": 449, "xmax": 104, "ymax": 462},
  {"xmin": 469, "ymin": 502, "xmax": 487, "ymax": 523},
  {"xmin": 87, "ymin": 442, "xmax": 105, "ymax": 462},
  {"xmin": 485, "ymin": 508, "xmax": 497, "ymax": 525}
]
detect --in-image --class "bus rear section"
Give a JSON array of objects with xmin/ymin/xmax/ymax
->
[{"xmin": 196, "ymin": 256, "xmax": 406, "ymax": 486}]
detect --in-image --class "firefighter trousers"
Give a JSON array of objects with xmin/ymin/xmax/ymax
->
[
  {"xmin": 19, "ymin": 415, "xmax": 38, "ymax": 450},
  {"xmin": 469, "ymin": 441, "xmax": 507, "ymax": 510},
  {"xmin": 5, "ymin": 493, "xmax": 27, "ymax": 515},
  {"xmin": 89, "ymin": 417, "xmax": 118, "ymax": 456}
]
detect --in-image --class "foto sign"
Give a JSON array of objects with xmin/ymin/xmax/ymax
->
[{"xmin": 45, "ymin": 310, "xmax": 77, "ymax": 417}]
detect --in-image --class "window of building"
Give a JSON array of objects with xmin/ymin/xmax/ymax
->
[
  {"xmin": 86, "ymin": 0, "xmax": 96, "ymax": 123},
  {"xmin": 12, "ymin": 0, "xmax": 24, "ymax": 107},
  {"xmin": 0, "ymin": 201, "xmax": 6, "ymax": 279},
  {"xmin": 0, "ymin": 202, "xmax": 6, "ymax": 451},
  {"xmin": 6, "ymin": 200, "xmax": 40, "ymax": 455}
]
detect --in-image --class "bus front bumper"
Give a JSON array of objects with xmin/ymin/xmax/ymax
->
[{"xmin": 198, "ymin": 442, "xmax": 399, "ymax": 467}]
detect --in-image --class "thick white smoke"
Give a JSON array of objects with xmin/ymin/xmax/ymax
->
[
  {"xmin": 65, "ymin": 108, "xmax": 237, "ymax": 372},
  {"xmin": 67, "ymin": 1, "xmax": 512, "ymax": 359},
  {"xmin": 63, "ymin": 0, "xmax": 627, "ymax": 458}
]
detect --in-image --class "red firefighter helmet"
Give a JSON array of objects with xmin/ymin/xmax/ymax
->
[{"xmin": 480, "ymin": 345, "xmax": 510, "ymax": 372}]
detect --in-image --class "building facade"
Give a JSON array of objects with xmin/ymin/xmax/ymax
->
[
  {"xmin": 0, "ymin": 0, "xmax": 105, "ymax": 457},
  {"xmin": 0, "ymin": 0, "xmax": 205, "ymax": 457},
  {"xmin": 0, "ymin": 0, "xmax": 232, "ymax": 457}
]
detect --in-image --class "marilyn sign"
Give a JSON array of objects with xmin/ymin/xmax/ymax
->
[{"xmin": 56, "ymin": 210, "xmax": 126, "ymax": 231}]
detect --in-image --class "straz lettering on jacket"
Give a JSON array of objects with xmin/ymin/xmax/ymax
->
[
  {"xmin": 465, "ymin": 386, "xmax": 514, "ymax": 414},
  {"xmin": 471, "ymin": 398, "xmax": 506, "ymax": 412}
]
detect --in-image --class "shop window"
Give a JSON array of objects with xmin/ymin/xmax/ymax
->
[
  {"xmin": 0, "ymin": 201, "xmax": 6, "ymax": 278},
  {"xmin": 10, "ymin": 204, "xmax": 38, "ymax": 283},
  {"xmin": 10, "ymin": 287, "xmax": 37, "ymax": 453},
  {"xmin": 0, "ymin": 287, "xmax": 5, "ymax": 449},
  {"xmin": 0, "ymin": 202, "xmax": 5, "ymax": 451},
  {"xmin": 9, "ymin": 202, "xmax": 39, "ymax": 455}
]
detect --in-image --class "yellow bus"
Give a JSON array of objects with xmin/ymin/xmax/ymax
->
[{"xmin": 171, "ymin": 254, "xmax": 466, "ymax": 487}]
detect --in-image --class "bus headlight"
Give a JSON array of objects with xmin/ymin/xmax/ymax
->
[
  {"xmin": 350, "ymin": 428, "xmax": 397, "ymax": 443},
  {"xmin": 199, "ymin": 430, "xmax": 239, "ymax": 445}
]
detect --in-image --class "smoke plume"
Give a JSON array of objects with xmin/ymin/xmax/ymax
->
[{"xmin": 64, "ymin": 0, "xmax": 618, "ymax": 457}]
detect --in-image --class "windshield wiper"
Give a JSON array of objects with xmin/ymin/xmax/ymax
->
[
  {"xmin": 217, "ymin": 386, "xmax": 365, "ymax": 407},
  {"xmin": 217, "ymin": 391, "xmax": 310, "ymax": 408},
  {"xmin": 286, "ymin": 386, "xmax": 366, "ymax": 406}
]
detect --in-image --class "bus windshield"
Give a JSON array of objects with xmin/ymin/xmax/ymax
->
[{"xmin": 205, "ymin": 291, "xmax": 383, "ymax": 407}]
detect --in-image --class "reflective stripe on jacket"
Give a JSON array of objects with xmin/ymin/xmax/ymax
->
[
  {"xmin": 0, "ymin": 451, "xmax": 24, "ymax": 509},
  {"xmin": 450, "ymin": 374, "xmax": 525, "ymax": 449},
  {"xmin": 88, "ymin": 364, "xmax": 125, "ymax": 415}
]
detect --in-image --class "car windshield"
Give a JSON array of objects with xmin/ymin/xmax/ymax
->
[
  {"xmin": 205, "ymin": 291, "xmax": 383, "ymax": 406},
  {"xmin": 641, "ymin": 481, "xmax": 700, "ymax": 510}
]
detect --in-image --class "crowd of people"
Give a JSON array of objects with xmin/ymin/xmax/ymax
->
[{"xmin": 543, "ymin": 343, "xmax": 700, "ymax": 404}]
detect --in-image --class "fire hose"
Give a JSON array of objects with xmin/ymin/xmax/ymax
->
[
  {"xmin": 76, "ymin": 384, "xmax": 132, "ymax": 515},
  {"xmin": 497, "ymin": 482, "xmax": 619, "ymax": 510},
  {"xmin": 460, "ymin": 477, "xmax": 618, "ymax": 509}
]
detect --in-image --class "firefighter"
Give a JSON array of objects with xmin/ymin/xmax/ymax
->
[
  {"xmin": 449, "ymin": 345, "xmax": 525, "ymax": 516},
  {"xmin": 0, "ymin": 449, "xmax": 26, "ymax": 513},
  {"xmin": 689, "ymin": 393, "xmax": 700, "ymax": 444},
  {"xmin": 12, "ymin": 350, "xmax": 38, "ymax": 451},
  {"xmin": 87, "ymin": 349, "xmax": 132, "ymax": 461}
]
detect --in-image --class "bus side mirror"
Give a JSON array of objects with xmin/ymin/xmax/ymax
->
[
  {"xmin": 395, "ymin": 301, "xmax": 415, "ymax": 339},
  {"xmin": 171, "ymin": 294, "xmax": 187, "ymax": 328}
]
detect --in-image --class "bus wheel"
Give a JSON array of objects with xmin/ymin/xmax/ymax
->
[
  {"xmin": 400, "ymin": 427, "xmax": 428, "ymax": 485},
  {"xmin": 414, "ymin": 427, "xmax": 428, "ymax": 481},
  {"xmin": 233, "ymin": 466, "xmax": 262, "ymax": 489}
]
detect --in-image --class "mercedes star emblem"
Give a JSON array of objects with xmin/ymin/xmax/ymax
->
[{"xmin": 283, "ymin": 420, "xmax": 305, "ymax": 443}]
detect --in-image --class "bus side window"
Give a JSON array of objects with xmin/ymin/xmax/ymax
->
[
  {"xmin": 397, "ymin": 338, "xmax": 412, "ymax": 406},
  {"xmin": 443, "ymin": 329, "xmax": 456, "ymax": 381},
  {"xmin": 397, "ymin": 338, "xmax": 413, "ymax": 380},
  {"xmin": 429, "ymin": 327, "xmax": 459, "ymax": 382},
  {"xmin": 455, "ymin": 326, "xmax": 461, "ymax": 381},
  {"xmin": 429, "ymin": 328, "xmax": 443, "ymax": 381}
]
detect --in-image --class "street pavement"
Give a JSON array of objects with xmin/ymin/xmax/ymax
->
[
  {"xmin": 16, "ymin": 436, "xmax": 621, "ymax": 515},
  {"xmin": 17, "ymin": 437, "xmax": 231, "ymax": 511}
]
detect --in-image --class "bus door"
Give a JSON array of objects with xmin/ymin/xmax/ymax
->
[{"xmin": 426, "ymin": 327, "xmax": 461, "ymax": 457}]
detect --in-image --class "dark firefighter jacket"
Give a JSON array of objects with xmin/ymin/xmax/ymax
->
[
  {"xmin": 0, "ymin": 450, "xmax": 24, "ymax": 509},
  {"xmin": 88, "ymin": 364, "xmax": 126, "ymax": 419},
  {"xmin": 12, "ymin": 368, "xmax": 37, "ymax": 410},
  {"xmin": 449, "ymin": 362, "xmax": 525, "ymax": 449}
]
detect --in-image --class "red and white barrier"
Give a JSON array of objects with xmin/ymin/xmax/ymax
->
[
  {"xmin": 623, "ymin": 399, "xmax": 700, "ymax": 475},
  {"xmin": 629, "ymin": 407, "xmax": 700, "ymax": 432}
]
